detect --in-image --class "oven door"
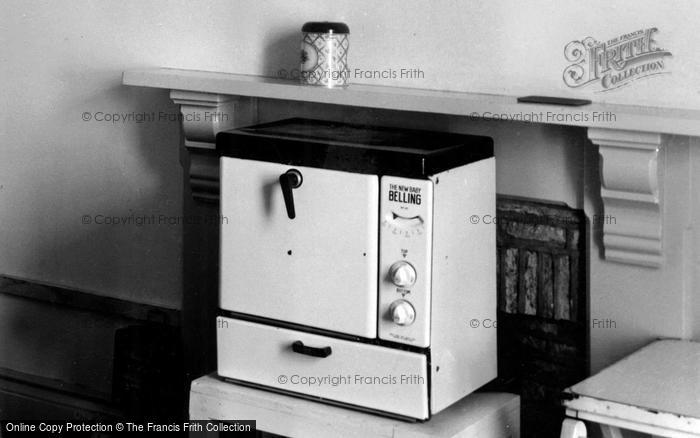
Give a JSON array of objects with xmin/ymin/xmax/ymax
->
[{"xmin": 220, "ymin": 157, "xmax": 379, "ymax": 338}]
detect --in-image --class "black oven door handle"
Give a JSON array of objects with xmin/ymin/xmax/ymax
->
[
  {"xmin": 279, "ymin": 169, "xmax": 303, "ymax": 219},
  {"xmin": 291, "ymin": 341, "xmax": 332, "ymax": 358}
]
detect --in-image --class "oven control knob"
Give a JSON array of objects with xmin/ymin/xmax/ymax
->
[
  {"xmin": 389, "ymin": 261, "xmax": 417, "ymax": 287},
  {"xmin": 390, "ymin": 300, "xmax": 416, "ymax": 326}
]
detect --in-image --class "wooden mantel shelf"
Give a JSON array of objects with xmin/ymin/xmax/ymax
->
[
  {"xmin": 123, "ymin": 67, "xmax": 697, "ymax": 268},
  {"xmin": 123, "ymin": 68, "xmax": 700, "ymax": 137}
]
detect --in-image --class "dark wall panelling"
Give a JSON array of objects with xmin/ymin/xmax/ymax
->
[{"xmin": 0, "ymin": 277, "xmax": 184, "ymax": 421}]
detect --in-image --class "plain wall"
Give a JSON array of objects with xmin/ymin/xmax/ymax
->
[{"xmin": 2, "ymin": 1, "xmax": 699, "ymax": 373}]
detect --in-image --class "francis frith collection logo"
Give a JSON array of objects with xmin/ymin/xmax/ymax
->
[{"xmin": 563, "ymin": 27, "xmax": 672, "ymax": 91}]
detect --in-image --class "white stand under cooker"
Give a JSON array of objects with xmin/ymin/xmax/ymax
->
[{"xmin": 189, "ymin": 374, "xmax": 520, "ymax": 438}]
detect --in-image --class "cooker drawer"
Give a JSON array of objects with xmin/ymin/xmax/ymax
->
[{"xmin": 217, "ymin": 317, "xmax": 429, "ymax": 419}]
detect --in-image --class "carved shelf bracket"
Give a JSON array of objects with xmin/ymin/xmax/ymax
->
[
  {"xmin": 169, "ymin": 90, "xmax": 257, "ymax": 202},
  {"xmin": 588, "ymin": 128, "xmax": 665, "ymax": 267}
]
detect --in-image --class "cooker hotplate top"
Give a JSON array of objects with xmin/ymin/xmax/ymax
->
[{"xmin": 216, "ymin": 118, "xmax": 493, "ymax": 178}]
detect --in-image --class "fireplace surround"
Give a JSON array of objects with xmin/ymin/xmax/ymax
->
[{"xmin": 123, "ymin": 68, "xmax": 700, "ymax": 434}]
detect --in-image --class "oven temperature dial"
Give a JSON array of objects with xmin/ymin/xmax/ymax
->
[
  {"xmin": 390, "ymin": 300, "xmax": 416, "ymax": 326},
  {"xmin": 389, "ymin": 261, "xmax": 417, "ymax": 287}
]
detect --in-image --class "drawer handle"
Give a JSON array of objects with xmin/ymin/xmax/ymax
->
[{"xmin": 291, "ymin": 341, "xmax": 332, "ymax": 358}]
